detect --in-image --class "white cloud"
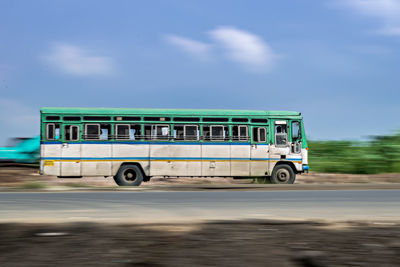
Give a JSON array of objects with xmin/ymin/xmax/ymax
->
[
  {"xmin": 43, "ymin": 44, "xmax": 115, "ymax": 76},
  {"xmin": 165, "ymin": 35, "xmax": 211, "ymax": 58},
  {"xmin": 209, "ymin": 26, "xmax": 276, "ymax": 71},
  {"xmin": 337, "ymin": 0, "xmax": 400, "ymax": 36},
  {"xmin": 164, "ymin": 27, "xmax": 277, "ymax": 72}
]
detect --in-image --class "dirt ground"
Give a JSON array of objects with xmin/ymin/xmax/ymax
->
[
  {"xmin": 0, "ymin": 166, "xmax": 399, "ymax": 188},
  {"xmin": 0, "ymin": 220, "xmax": 399, "ymax": 267}
]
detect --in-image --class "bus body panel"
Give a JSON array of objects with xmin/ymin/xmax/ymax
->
[
  {"xmin": 169, "ymin": 144, "xmax": 201, "ymax": 176},
  {"xmin": 202, "ymin": 144, "xmax": 231, "ymax": 176},
  {"xmin": 81, "ymin": 144, "xmax": 111, "ymax": 176},
  {"xmin": 149, "ymin": 144, "xmax": 171, "ymax": 176},
  {"xmin": 60, "ymin": 143, "xmax": 81, "ymax": 176},
  {"xmin": 230, "ymin": 144, "xmax": 250, "ymax": 176},
  {"xmin": 41, "ymin": 143, "xmax": 62, "ymax": 176},
  {"xmin": 39, "ymin": 108, "xmax": 308, "ymax": 181},
  {"xmin": 250, "ymin": 144, "xmax": 269, "ymax": 176},
  {"xmin": 301, "ymin": 148, "xmax": 308, "ymax": 165}
]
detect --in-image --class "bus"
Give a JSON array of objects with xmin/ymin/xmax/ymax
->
[
  {"xmin": 0, "ymin": 136, "xmax": 40, "ymax": 164},
  {"xmin": 40, "ymin": 108, "xmax": 309, "ymax": 186}
]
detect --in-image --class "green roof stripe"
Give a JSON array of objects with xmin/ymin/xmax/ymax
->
[{"xmin": 40, "ymin": 107, "xmax": 301, "ymax": 117}]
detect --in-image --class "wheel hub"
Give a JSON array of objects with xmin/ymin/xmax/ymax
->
[
  {"xmin": 123, "ymin": 169, "xmax": 137, "ymax": 181},
  {"xmin": 276, "ymin": 169, "xmax": 290, "ymax": 182}
]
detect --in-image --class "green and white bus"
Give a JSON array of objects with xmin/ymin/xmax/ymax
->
[{"xmin": 40, "ymin": 108, "xmax": 309, "ymax": 186}]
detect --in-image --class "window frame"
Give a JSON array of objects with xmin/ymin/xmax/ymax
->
[
  {"xmin": 46, "ymin": 123, "xmax": 56, "ymax": 140},
  {"xmin": 152, "ymin": 124, "xmax": 170, "ymax": 140},
  {"xmin": 234, "ymin": 125, "xmax": 248, "ymax": 141},
  {"xmin": 115, "ymin": 124, "xmax": 131, "ymax": 140},
  {"xmin": 210, "ymin": 125, "xmax": 225, "ymax": 141},
  {"xmin": 64, "ymin": 125, "xmax": 80, "ymax": 141},
  {"xmin": 291, "ymin": 121, "xmax": 301, "ymax": 141},
  {"xmin": 274, "ymin": 122, "xmax": 288, "ymax": 147},
  {"xmin": 184, "ymin": 125, "xmax": 199, "ymax": 141},
  {"xmin": 84, "ymin": 123, "xmax": 101, "ymax": 140},
  {"xmin": 258, "ymin": 127, "xmax": 267, "ymax": 143},
  {"xmin": 252, "ymin": 126, "xmax": 267, "ymax": 143}
]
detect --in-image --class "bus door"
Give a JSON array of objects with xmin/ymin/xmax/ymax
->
[
  {"xmin": 250, "ymin": 126, "xmax": 269, "ymax": 176},
  {"xmin": 269, "ymin": 120, "xmax": 290, "ymax": 170},
  {"xmin": 289, "ymin": 120, "xmax": 302, "ymax": 166},
  {"xmin": 61, "ymin": 124, "xmax": 81, "ymax": 176}
]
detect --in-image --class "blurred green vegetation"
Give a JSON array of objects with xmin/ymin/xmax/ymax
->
[
  {"xmin": 18, "ymin": 182, "xmax": 47, "ymax": 190},
  {"xmin": 309, "ymin": 133, "xmax": 400, "ymax": 174}
]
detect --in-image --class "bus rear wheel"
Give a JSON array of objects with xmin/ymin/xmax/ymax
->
[
  {"xmin": 114, "ymin": 164, "xmax": 143, "ymax": 186},
  {"xmin": 270, "ymin": 165, "xmax": 296, "ymax": 184}
]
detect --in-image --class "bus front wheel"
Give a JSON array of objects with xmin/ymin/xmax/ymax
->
[
  {"xmin": 114, "ymin": 164, "xmax": 143, "ymax": 186},
  {"xmin": 270, "ymin": 165, "xmax": 296, "ymax": 184}
]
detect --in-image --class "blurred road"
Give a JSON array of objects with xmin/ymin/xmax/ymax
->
[{"xmin": 0, "ymin": 190, "xmax": 399, "ymax": 223}]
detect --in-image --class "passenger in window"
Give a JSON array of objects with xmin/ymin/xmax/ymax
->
[
  {"xmin": 203, "ymin": 126, "xmax": 210, "ymax": 141},
  {"xmin": 131, "ymin": 125, "xmax": 141, "ymax": 140},
  {"xmin": 174, "ymin": 125, "xmax": 184, "ymax": 140},
  {"xmin": 55, "ymin": 126, "xmax": 60, "ymax": 140},
  {"xmin": 103, "ymin": 125, "xmax": 111, "ymax": 140}
]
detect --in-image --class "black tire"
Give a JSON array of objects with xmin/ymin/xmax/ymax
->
[
  {"xmin": 114, "ymin": 164, "xmax": 144, "ymax": 186},
  {"xmin": 270, "ymin": 165, "xmax": 296, "ymax": 184}
]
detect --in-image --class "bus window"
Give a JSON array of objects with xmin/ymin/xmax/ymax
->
[
  {"xmin": 100, "ymin": 124, "xmax": 111, "ymax": 140},
  {"xmin": 184, "ymin": 125, "xmax": 199, "ymax": 140},
  {"xmin": 240, "ymin": 126, "xmax": 248, "ymax": 141},
  {"xmin": 275, "ymin": 123, "xmax": 288, "ymax": 146},
  {"xmin": 232, "ymin": 118, "xmax": 248, "ymax": 122},
  {"xmin": 65, "ymin": 125, "xmax": 79, "ymax": 141},
  {"xmin": 116, "ymin": 124, "xmax": 130, "ymax": 140},
  {"xmin": 253, "ymin": 127, "xmax": 266, "ymax": 143},
  {"xmin": 211, "ymin": 126, "xmax": 224, "ymax": 141},
  {"xmin": 144, "ymin": 125, "xmax": 152, "ymax": 140},
  {"xmin": 46, "ymin": 123, "xmax": 60, "ymax": 140},
  {"xmin": 130, "ymin": 125, "xmax": 141, "ymax": 140},
  {"xmin": 64, "ymin": 116, "xmax": 80, "ymax": 121},
  {"xmin": 204, "ymin": 125, "xmax": 228, "ymax": 141},
  {"xmin": 46, "ymin": 116, "xmax": 60, "ymax": 121},
  {"xmin": 291, "ymin": 121, "xmax": 301, "ymax": 141},
  {"xmin": 258, "ymin": 128, "xmax": 266, "ymax": 142},
  {"xmin": 232, "ymin": 125, "xmax": 248, "ymax": 141},
  {"xmin": 152, "ymin": 125, "xmax": 169, "ymax": 140},
  {"xmin": 203, "ymin": 126, "xmax": 210, "ymax": 140},
  {"xmin": 251, "ymin": 118, "xmax": 268, "ymax": 123},
  {"xmin": 85, "ymin": 124, "xmax": 100, "ymax": 140},
  {"xmin": 174, "ymin": 125, "xmax": 184, "ymax": 140},
  {"xmin": 46, "ymin": 124, "xmax": 55, "ymax": 140}
]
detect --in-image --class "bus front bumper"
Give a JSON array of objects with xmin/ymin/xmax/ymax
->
[{"xmin": 302, "ymin": 165, "xmax": 309, "ymax": 173}]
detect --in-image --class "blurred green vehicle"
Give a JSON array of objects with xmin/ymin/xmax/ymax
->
[{"xmin": 0, "ymin": 136, "xmax": 40, "ymax": 164}]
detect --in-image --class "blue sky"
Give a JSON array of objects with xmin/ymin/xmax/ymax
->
[{"xmin": 0, "ymin": 0, "xmax": 400, "ymax": 145}]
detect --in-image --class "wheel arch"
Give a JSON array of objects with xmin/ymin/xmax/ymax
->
[
  {"xmin": 118, "ymin": 162, "xmax": 150, "ymax": 182},
  {"xmin": 274, "ymin": 161, "xmax": 298, "ymax": 174}
]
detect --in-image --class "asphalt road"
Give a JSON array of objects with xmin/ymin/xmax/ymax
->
[{"xmin": 0, "ymin": 190, "xmax": 399, "ymax": 223}]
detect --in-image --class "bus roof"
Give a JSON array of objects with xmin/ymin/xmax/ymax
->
[{"xmin": 40, "ymin": 107, "xmax": 301, "ymax": 117}]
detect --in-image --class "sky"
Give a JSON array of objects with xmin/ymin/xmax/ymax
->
[{"xmin": 0, "ymin": 0, "xmax": 400, "ymax": 145}]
